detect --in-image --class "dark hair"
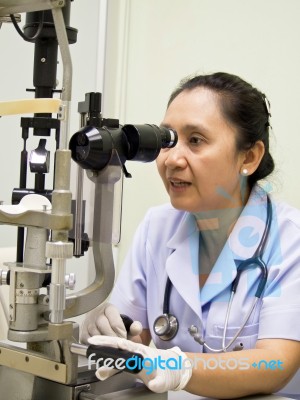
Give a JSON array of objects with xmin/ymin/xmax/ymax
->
[{"xmin": 168, "ymin": 72, "xmax": 275, "ymax": 188}]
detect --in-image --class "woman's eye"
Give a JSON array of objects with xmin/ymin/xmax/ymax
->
[{"xmin": 189, "ymin": 136, "xmax": 204, "ymax": 145}]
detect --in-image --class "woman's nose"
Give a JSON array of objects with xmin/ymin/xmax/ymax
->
[{"xmin": 164, "ymin": 142, "xmax": 187, "ymax": 169}]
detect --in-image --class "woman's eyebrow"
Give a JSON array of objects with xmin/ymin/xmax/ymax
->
[
  {"xmin": 182, "ymin": 123, "xmax": 210, "ymax": 133},
  {"xmin": 160, "ymin": 122, "xmax": 210, "ymax": 134},
  {"xmin": 160, "ymin": 123, "xmax": 173, "ymax": 129}
]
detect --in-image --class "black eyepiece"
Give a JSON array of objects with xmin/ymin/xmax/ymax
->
[{"xmin": 69, "ymin": 123, "xmax": 177, "ymax": 171}]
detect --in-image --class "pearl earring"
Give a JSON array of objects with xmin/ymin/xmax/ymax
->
[{"xmin": 241, "ymin": 168, "xmax": 248, "ymax": 176}]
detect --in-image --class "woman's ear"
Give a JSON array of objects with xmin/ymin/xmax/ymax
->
[{"xmin": 240, "ymin": 140, "xmax": 265, "ymax": 175}]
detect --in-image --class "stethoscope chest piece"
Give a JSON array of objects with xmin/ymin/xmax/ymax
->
[{"xmin": 153, "ymin": 313, "xmax": 179, "ymax": 341}]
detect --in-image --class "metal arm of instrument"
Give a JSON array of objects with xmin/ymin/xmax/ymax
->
[
  {"xmin": 52, "ymin": 4, "xmax": 72, "ymax": 150},
  {"xmin": 64, "ymin": 164, "xmax": 120, "ymax": 318}
]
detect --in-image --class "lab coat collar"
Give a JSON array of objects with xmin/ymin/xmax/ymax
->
[
  {"xmin": 201, "ymin": 185, "xmax": 269, "ymax": 306},
  {"xmin": 166, "ymin": 217, "xmax": 201, "ymax": 318},
  {"xmin": 165, "ymin": 185, "xmax": 269, "ymax": 310},
  {"xmin": 228, "ymin": 185, "xmax": 269, "ymax": 262},
  {"xmin": 167, "ymin": 211, "xmax": 198, "ymax": 250}
]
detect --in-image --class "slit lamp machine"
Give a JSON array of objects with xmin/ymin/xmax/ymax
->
[{"xmin": 0, "ymin": 1, "xmax": 177, "ymax": 399}]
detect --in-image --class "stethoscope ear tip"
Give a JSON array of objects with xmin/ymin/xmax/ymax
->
[{"xmin": 233, "ymin": 343, "xmax": 244, "ymax": 351}]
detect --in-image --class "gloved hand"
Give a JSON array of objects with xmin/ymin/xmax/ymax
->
[
  {"xmin": 88, "ymin": 335, "xmax": 193, "ymax": 393},
  {"xmin": 80, "ymin": 303, "xmax": 143, "ymax": 344}
]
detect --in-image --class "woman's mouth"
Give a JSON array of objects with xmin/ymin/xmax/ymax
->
[{"xmin": 168, "ymin": 178, "xmax": 191, "ymax": 191}]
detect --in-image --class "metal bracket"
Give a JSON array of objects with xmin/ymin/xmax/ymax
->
[
  {"xmin": 0, "ymin": 343, "xmax": 68, "ymax": 383},
  {"xmin": 0, "ymin": 0, "xmax": 65, "ymax": 16}
]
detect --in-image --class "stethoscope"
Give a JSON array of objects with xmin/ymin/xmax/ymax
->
[{"xmin": 153, "ymin": 195, "xmax": 272, "ymax": 352}]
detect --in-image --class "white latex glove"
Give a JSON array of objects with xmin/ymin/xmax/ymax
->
[
  {"xmin": 88, "ymin": 335, "xmax": 193, "ymax": 393},
  {"xmin": 80, "ymin": 303, "xmax": 143, "ymax": 344}
]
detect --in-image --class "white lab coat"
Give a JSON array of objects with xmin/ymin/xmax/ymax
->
[{"xmin": 110, "ymin": 185, "xmax": 300, "ymax": 394}]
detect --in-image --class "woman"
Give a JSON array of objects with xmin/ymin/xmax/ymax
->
[{"xmin": 82, "ymin": 72, "xmax": 300, "ymax": 398}]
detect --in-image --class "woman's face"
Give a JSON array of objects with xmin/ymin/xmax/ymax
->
[{"xmin": 156, "ymin": 87, "xmax": 247, "ymax": 213}]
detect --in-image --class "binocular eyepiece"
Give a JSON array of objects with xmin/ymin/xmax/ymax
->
[{"xmin": 69, "ymin": 124, "xmax": 177, "ymax": 172}]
